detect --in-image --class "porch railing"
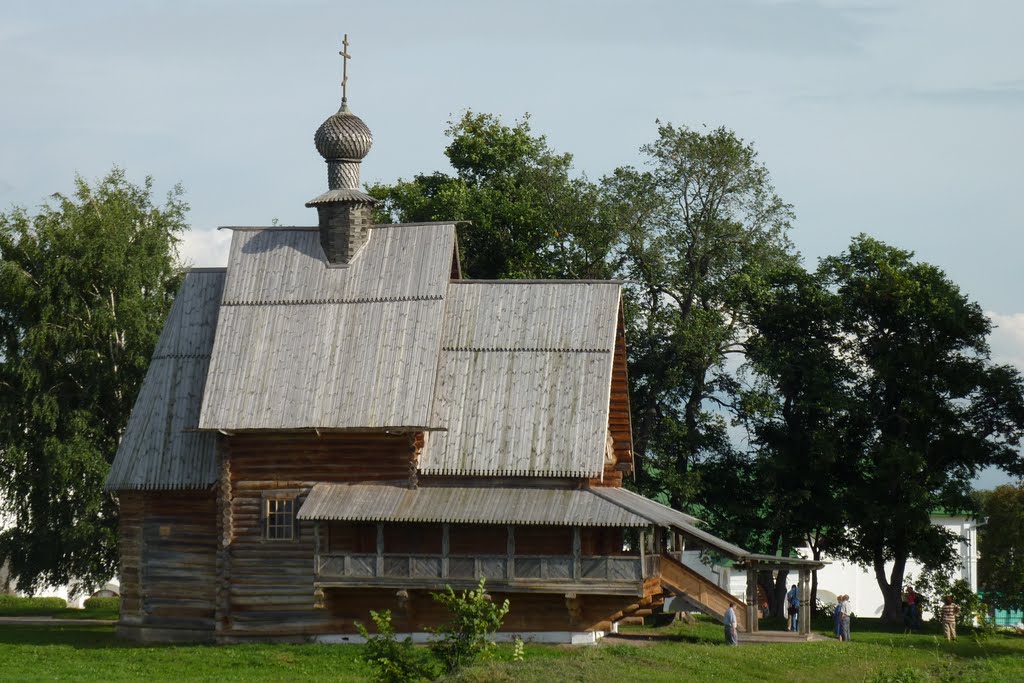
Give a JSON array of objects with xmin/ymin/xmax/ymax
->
[{"xmin": 317, "ymin": 553, "xmax": 645, "ymax": 583}]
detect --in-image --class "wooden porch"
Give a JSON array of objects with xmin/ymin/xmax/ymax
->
[{"xmin": 312, "ymin": 521, "xmax": 660, "ymax": 596}]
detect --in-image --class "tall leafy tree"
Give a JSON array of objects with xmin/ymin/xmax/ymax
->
[
  {"xmin": 0, "ymin": 168, "xmax": 186, "ymax": 593},
  {"xmin": 604, "ymin": 124, "xmax": 797, "ymax": 508},
  {"xmin": 977, "ymin": 483, "xmax": 1024, "ymax": 610},
  {"xmin": 821, "ymin": 235, "xmax": 1024, "ymax": 622},
  {"xmin": 696, "ymin": 264, "xmax": 856, "ymax": 613},
  {"xmin": 369, "ymin": 111, "xmax": 621, "ymax": 279}
]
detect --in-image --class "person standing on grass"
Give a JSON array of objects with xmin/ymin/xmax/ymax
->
[
  {"xmin": 905, "ymin": 586, "xmax": 919, "ymax": 631},
  {"xmin": 839, "ymin": 594, "xmax": 852, "ymax": 642},
  {"xmin": 833, "ymin": 597, "xmax": 844, "ymax": 639},
  {"xmin": 724, "ymin": 602, "xmax": 739, "ymax": 646},
  {"xmin": 787, "ymin": 584, "xmax": 800, "ymax": 632},
  {"xmin": 940, "ymin": 596, "xmax": 960, "ymax": 641}
]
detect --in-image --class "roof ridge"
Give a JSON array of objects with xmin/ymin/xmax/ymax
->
[{"xmin": 220, "ymin": 294, "xmax": 444, "ymax": 306}]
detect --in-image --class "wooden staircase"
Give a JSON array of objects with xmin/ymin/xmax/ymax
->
[{"xmin": 658, "ymin": 553, "xmax": 746, "ymax": 631}]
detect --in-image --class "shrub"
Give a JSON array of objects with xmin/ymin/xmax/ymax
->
[
  {"xmin": 356, "ymin": 609, "xmax": 436, "ymax": 683},
  {"xmin": 865, "ymin": 667, "xmax": 928, "ymax": 683},
  {"xmin": 911, "ymin": 569, "xmax": 984, "ymax": 628},
  {"xmin": 429, "ymin": 578, "xmax": 510, "ymax": 674},
  {"xmin": 83, "ymin": 597, "xmax": 119, "ymax": 612},
  {"xmin": 815, "ymin": 599, "xmax": 837, "ymax": 620},
  {"xmin": 0, "ymin": 595, "xmax": 67, "ymax": 614}
]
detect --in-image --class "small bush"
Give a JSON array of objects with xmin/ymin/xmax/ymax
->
[
  {"xmin": 815, "ymin": 599, "xmax": 837, "ymax": 620},
  {"xmin": 0, "ymin": 595, "xmax": 67, "ymax": 614},
  {"xmin": 82, "ymin": 597, "xmax": 119, "ymax": 612},
  {"xmin": 865, "ymin": 666, "xmax": 929, "ymax": 683},
  {"xmin": 356, "ymin": 609, "xmax": 436, "ymax": 683},
  {"xmin": 429, "ymin": 578, "xmax": 510, "ymax": 674},
  {"xmin": 911, "ymin": 569, "xmax": 985, "ymax": 629}
]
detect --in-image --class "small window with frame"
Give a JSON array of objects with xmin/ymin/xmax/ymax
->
[{"xmin": 264, "ymin": 493, "xmax": 297, "ymax": 541}]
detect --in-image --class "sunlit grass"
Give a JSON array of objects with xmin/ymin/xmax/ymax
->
[{"xmin": 1, "ymin": 617, "xmax": 1021, "ymax": 682}]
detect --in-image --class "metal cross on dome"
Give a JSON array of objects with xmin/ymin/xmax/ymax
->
[{"xmin": 339, "ymin": 34, "xmax": 351, "ymax": 105}]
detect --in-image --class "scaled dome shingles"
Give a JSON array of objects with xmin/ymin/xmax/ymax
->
[{"xmin": 314, "ymin": 110, "xmax": 373, "ymax": 160}]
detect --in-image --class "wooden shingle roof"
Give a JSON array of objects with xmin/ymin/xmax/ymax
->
[
  {"xmin": 423, "ymin": 281, "xmax": 621, "ymax": 478},
  {"xmin": 110, "ymin": 222, "xmax": 627, "ymax": 488},
  {"xmin": 298, "ymin": 482, "xmax": 650, "ymax": 526},
  {"xmin": 104, "ymin": 269, "xmax": 224, "ymax": 491},
  {"xmin": 198, "ymin": 224, "xmax": 455, "ymax": 431}
]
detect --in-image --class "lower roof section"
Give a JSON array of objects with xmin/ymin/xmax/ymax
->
[
  {"xmin": 297, "ymin": 483, "xmax": 651, "ymax": 527},
  {"xmin": 589, "ymin": 487, "xmax": 751, "ymax": 560}
]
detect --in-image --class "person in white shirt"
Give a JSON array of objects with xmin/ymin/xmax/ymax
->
[
  {"xmin": 723, "ymin": 602, "xmax": 738, "ymax": 646},
  {"xmin": 839, "ymin": 595, "xmax": 852, "ymax": 642}
]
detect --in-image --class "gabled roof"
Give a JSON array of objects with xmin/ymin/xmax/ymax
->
[
  {"xmin": 105, "ymin": 270, "xmax": 224, "ymax": 491},
  {"xmin": 422, "ymin": 281, "xmax": 621, "ymax": 478},
  {"xmin": 110, "ymin": 222, "xmax": 627, "ymax": 488},
  {"xmin": 198, "ymin": 225, "xmax": 455, "ymax": 431}
]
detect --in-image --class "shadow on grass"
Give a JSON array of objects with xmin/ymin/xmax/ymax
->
[
  {"xmin": 0, "ymin": 624, "xmax": 211, "ymax": 651},
  {"xmin": 608, "ymin": 630, "xmax": 716, "ymax": 645}
]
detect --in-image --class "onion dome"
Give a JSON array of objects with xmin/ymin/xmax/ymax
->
[{"xmin": 314, "ymin": 103, "xmax": 373, "ymax": 160}]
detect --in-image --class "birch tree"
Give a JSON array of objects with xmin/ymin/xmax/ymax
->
[{"xmin": 0, "ymin": 168, "xmax": 186, "ymax": 593}]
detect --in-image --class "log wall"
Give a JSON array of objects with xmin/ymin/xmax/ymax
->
[
  {"xmin": 220, "ymin": 432, "xmax": 415, "ymax": 637},
  {"xmin": 592, "ymin": 305, "xmax": 633, "ymax": 488},
  {"xmin": 323, "ymin": 588, "xmax": 653, "ymax": 634},
  {"xmin": 117, "ymin": 490, "xmax": 218, "ymax": 638},
  {"xmin": 117, "ymin": 493, "xmax": 144, "ymax": 626}
]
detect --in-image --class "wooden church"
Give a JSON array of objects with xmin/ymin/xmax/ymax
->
[{"xmin": 105, "ymin": 47, "xmax": 819, "ymax": 644}]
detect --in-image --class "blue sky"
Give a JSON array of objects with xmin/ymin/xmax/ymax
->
[{"xmin": 2, "ymin": 0, "xmax": 1021, "ymax": 485}]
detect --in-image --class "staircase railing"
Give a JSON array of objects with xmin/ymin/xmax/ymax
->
[{"xmin": 658, "ymin": 553, "xmax": 747, "ymax": 631}]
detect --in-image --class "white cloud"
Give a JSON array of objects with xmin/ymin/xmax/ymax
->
[
  {"xmin": 179, "ymin": 228, "xmax": 231, "ymax": 269},
  {"xmin": 987, "ymin": 311, "xmax": 1024, "ymax": 371}
]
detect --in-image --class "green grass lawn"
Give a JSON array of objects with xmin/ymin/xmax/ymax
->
[{"xmin": 0, "ymin": 618, "xmax": 1021, "ymax": 682}]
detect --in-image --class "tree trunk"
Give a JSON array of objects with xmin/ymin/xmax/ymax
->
[
  {"xmin": 873, "ymin": 549, "xmax": 907, "ymax": 623},
  {"xmin": 771, "ymin": 569, "xmax": 789, "ymax": 618}
]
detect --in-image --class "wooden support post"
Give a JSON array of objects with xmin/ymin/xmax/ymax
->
[
  {"xmin": 507, "ymin": 525, "xmax": 515, "ymax": 579},
  {"xmin": 639, "ymin": 530, "xmax": 647, "ymax": 578},
  {"xmin": 565, "ymin": 593, "xmax": 582, "ymax": 628},
  {"xmin": 799, "ymin": 568, "xmax": 811, "ymax": 636},
  {"xmin": 376, "ymin": 523, "xmax": 384, "ymax": 577},
  {"xmin": 441, "ymin": 523, "xmax": 450, "ymax": 578},
  {"xmin": 313, "ymin": 521, "xmax": 321, "ymax": 576},
  {"xmin": 746, "ymin": 567, "xmax": 758, "ymax": 633},
  {"xmin": 572, "ymin": 527, "xmax": 582, "ymax": 580}
]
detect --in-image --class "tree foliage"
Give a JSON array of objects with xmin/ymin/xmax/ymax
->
[
  {"xmin": 820, "ymin": 235, "xmax": 1024, "ymax": 621},
  {"xmin": 605, "ymin": 123, "xmax": 797, "ymax": 507},
  {"xmin": 369, "ymin": 111, "xmax": 621, "ymax": 280},
  {"xmin": 429, "ymin": 578, "xmax": 510, "ymax": 674},
  {"xmin": 700, "ymin": 263, "xmax": 856, "ymax": 610},
  {"xmin": 356, "ymin": 609, "xmax": 437, "ymax": 683},
  {"xmin": 978, "ymin": 484, "xmax": 1024, "ymax": 610},
  {"xmin": 0, "ymin": 168, "xmax": 186, "ymax": 593}
]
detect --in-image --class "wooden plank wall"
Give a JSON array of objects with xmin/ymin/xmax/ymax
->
[
  {"xmin": 220, "ymin": 432, "xmax": 415, "ymax": 637},
  {"xmin": 324, "ymin": 522, "xmax": 626, "ymax": 558},
  {"xmin": 580, "ymin": 527, "xmax": 628, "ymax": 556}
]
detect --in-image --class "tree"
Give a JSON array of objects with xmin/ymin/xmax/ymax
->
[
  {"xmin": 820, "ymin": 235, "xmax": 1024, "ymax": 622},
  {"xmin": 604, "ymin": 123, "xmax": 797, "ymax": 508},
  {"xmin": 978, "ymin": 484, "xmax": 1024, "ymax": 610},
  {"xmin": 369, "ymin": 111, "xmax": 621, "ymax": 280},
  {"xmin": 0, "ymin": 168, "xmax": 186, "ymax": 593},
  {"xmin": 702, "ymin": 264, "xmax": 857, "ymax": 612}
]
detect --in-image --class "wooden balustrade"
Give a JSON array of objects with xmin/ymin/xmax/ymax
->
[{"xmin": 317, "ymin": 552, "xmax": 643, "ymax": 584}]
